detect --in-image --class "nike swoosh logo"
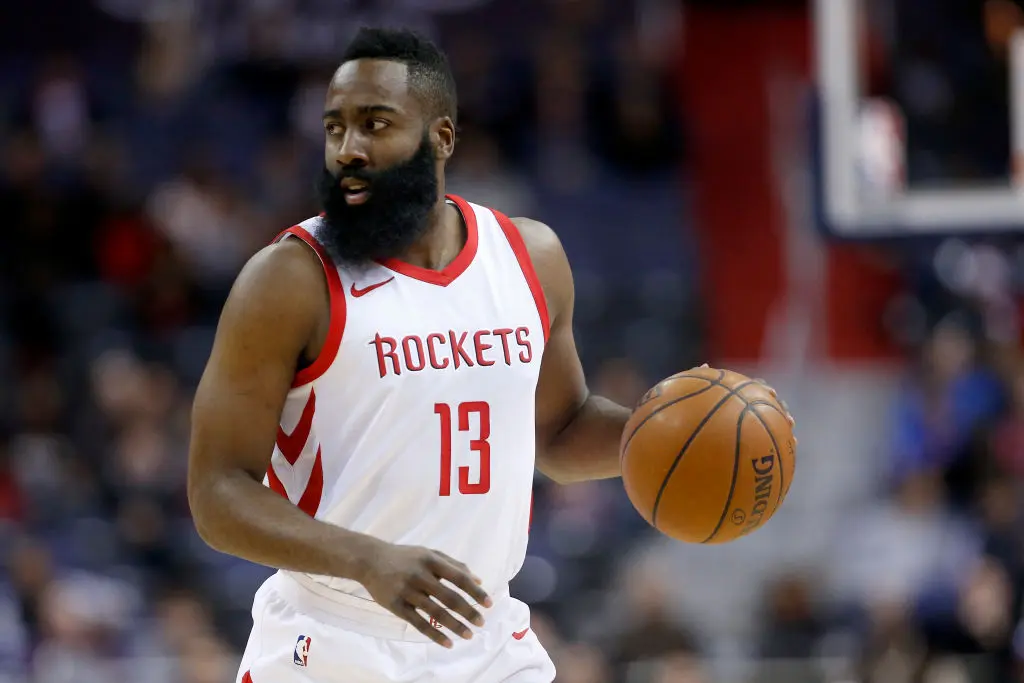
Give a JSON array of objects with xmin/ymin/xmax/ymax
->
[
  {"xmin": 512, "ymin": 627, "xmax": 530, "ymax": 640},
  {"xmin": 350, "ymin": 277, "xmax": 394, "ymax": 298}
]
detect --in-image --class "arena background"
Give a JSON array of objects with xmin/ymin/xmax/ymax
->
[{"xmin": 2, "ymin": 1, "xmax": 1024, "ymax": 682}]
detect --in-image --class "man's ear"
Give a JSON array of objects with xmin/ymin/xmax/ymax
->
[{"xmin": 432, "ymin": 117, "xmax": 456, "ymax": 161}]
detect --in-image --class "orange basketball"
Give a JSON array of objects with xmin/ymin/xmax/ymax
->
[{"xmin": 619, "ymin": 366, "xmax": 796, "ymax": 544}]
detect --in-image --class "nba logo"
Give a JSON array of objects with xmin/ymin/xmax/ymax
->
[{"xmin": 293, "ymin": 635, "xmax": 311, "ymax": 667}]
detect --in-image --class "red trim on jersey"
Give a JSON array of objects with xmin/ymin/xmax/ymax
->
[
  {"xmin": 297, "ymin": 446, "xmax": 325, "ymax": 517},
  {"xmin": 273, "ymin": 225, "xmax": 346, "ymax": 387},
  {"xmin": 242, "ymin": 672, "xmax": 254, "ymax": 683},
  {"xmin": 266, "ymin": 390, "xmax": 324, "ymax": 517},
  {"xmin": 264, "ymin": 445, "xmax": 324, "ymax": 519},
  {"xmin": 276, "ymin": 389, "xmax": 317, "ymax": 465},
  {"xmin": 266, "ymin": 463, "xmax": 287, "ymax": 499},
  {"xmin": 491, "ymin": 210, "xmax": 551, "ymax": 342},
  {"xmin": 376, "ymin": 194, "xmax": 479, "ymax": 287}
]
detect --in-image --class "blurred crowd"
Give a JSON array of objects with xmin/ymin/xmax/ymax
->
[
  {"xmin": 0, "ymin": 1, "xmax": 690, "ymax": 682},
  {"xmin": 3, "ymin": 1, "xmax": 1024, "ymax": 683}
]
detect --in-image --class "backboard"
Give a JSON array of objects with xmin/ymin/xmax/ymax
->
[{"xmin": 814, "ymin": 0, "xmax": 1024, "ymax": 238}]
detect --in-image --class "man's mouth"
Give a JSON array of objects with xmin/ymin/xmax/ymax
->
[{"xmin": 340, "ymin": 178, "xmax": 371, "ymax": 205}]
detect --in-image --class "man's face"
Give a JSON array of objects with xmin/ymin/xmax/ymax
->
[{"xmin": 316, "ymin": 59, "xmax": 447, "ymax": 266}]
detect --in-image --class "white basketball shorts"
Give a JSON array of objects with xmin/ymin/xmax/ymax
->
[{"xmin": 235, "ymin": 572, "xmax": 556, "ymax": 683}]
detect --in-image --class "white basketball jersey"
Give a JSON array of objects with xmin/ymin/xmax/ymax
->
[{"xmin": 264, "ymin": 195, "xmax": 549, "ymax": 619}]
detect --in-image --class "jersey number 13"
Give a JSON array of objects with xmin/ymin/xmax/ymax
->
[{"xmin": 435, "ymin": 401, "xmax": 490, "ymax": 496}]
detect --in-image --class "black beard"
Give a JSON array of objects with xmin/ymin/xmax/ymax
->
[{"xmin": 315, "ymin": 134, "xmax": 439, "ymax": 267}]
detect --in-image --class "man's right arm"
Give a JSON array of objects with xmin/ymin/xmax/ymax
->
[{"xmin": 186, "ymin": 238, "xmax": 378, "ymax": 579}]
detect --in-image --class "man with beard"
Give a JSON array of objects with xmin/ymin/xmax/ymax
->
[{"xmin": 187, "ymin": 27, "xmax": 630, "ymax": 683}]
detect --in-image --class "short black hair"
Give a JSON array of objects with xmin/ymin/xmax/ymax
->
[{"xmin": 341, "ymin": 27, "xmax": 457, "ymax": 125}]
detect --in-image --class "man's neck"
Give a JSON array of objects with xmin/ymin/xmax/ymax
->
[{"xmin": 395, "ymin": 198, "xmax": 465, "ymax": 271}]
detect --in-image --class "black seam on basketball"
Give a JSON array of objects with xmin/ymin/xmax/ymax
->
[
  {"xmin": 650, "ymin": 379, "xmax": 757, "ymax": 526},
  {"xmin": 748, "ymin": 403, "xmax": 789, "ymax": 506},
  {"xmin": 748, "ymin": 400, "xmax": 790, "ymax": 499},
  {"xmin": 620, "ymin": 370, "xmax": 725, "ymax": 458},
  {"xmin": 682, "ymin": 375, "xmax": 763, "ymax": 408},
  {"xmin": 621, "ymin": 385, "xmax": 717, "ymax": 456},
  {"xmin": 702, "ymin": 405, "xmax": 751, "ymax": 543},
  {"xmin": 671, "ymin": 369, "xmax": 727, "ymax": 382},
  {"xmin": 750, "ymin": 397, "xmax": 787, "ymax": 417}
]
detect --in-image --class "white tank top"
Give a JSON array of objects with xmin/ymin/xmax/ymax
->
[{"xmin": 264, "ymin": 195, "xmax": 549, "ymax": 619}]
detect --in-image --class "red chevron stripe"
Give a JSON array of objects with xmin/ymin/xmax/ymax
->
[
  {"xmin": 266, "ymin": 463, "xmax": 287, "ymax": 499},
  {"xmin": 296, "ymin": 446, "xmax": 324, "ymax": 517},
  {"xmin": 276, "ymin": 390, "xmax": 316, "ymax": 465}
]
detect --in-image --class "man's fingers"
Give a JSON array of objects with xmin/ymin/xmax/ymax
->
[
  {"xmin": 776, "ymin": 398, "xmax": 795, "ymax": 426},
  {"xmin": 430, "ymin": 556, "xmax": 492, "ymax": 607},
  {"xmin": 397, "ymin": 604, "xmax": 453, "ymax": 649},
  {"xmin": 409, "ymin": 593, "xmax": 474, "ymax": 640},
  {"xmin": 753, "ymin": 377, "xmax": 777, "ymax": 397},
  {"xmin": 432, "ymin": 551, "xmax": 481, "ymax": 583},
  {"xmin": 752, "ymin": 378, "xmax": 795, "ymax": 426},
  {"xmin": 427, "ymin": 579, "xmax": 484, "ymax": 627}
]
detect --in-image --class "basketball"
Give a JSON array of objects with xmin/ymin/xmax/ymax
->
[{"xmin": 620, "ymin": 366, "xmax": 796, "ymax": 544}]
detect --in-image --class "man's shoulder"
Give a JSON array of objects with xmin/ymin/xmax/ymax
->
[
  {"xmin": 228, "ymin": 234, "xmax": 330, "ymax": 323},
  {"xmin": 508, "ymin": 216, "xmax": 560, "ymax": 251},
  {"xmin": 506, "ymin": 216, "xmax": 567, "ymax": 274},
  {"xmin": 504, "ymin": 216, "xmax": 572, "ymax": 320},
  {"xmin": 454, "ymin": 197, "xmax": 567, "ymax": 285},
  {"xmin": 251, "ymin": 235, "xmax": 326, "ymax": 287}
]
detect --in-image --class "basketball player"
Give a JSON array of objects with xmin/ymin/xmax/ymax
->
[{"xmin": 187, "ymin": 27, "xmax": 786, "ymax": 683}]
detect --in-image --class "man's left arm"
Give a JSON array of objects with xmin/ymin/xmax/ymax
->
[{"xmin": 514, "ymin": 217, "xmax": 632, "ymax": 484}]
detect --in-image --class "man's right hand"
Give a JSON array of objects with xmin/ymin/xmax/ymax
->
[{"xmin": 359, "ymin": 541, "xmax": 493, "ymax": 648}]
